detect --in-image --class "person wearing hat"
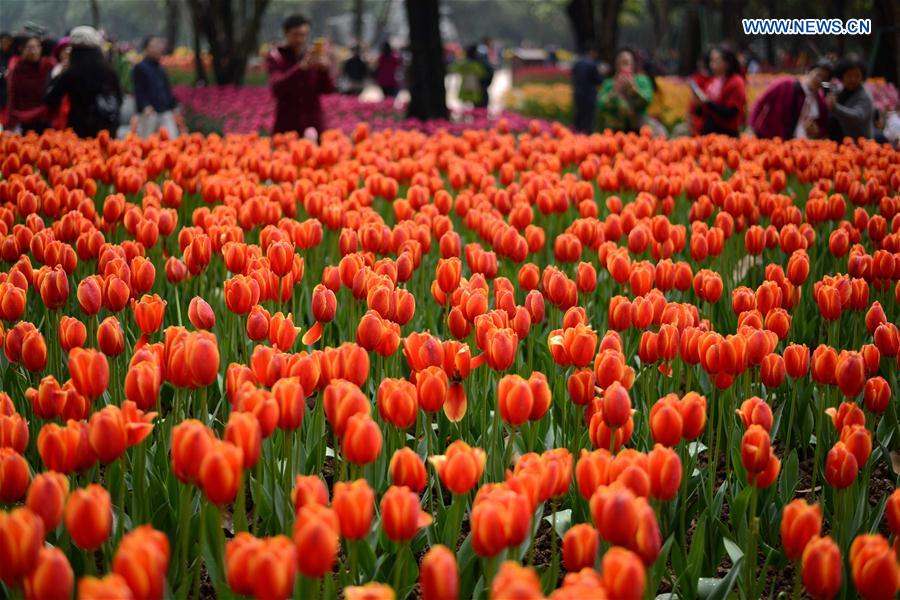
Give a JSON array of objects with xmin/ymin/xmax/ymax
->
[{"xmin": 46, "ymin": 25, "xmax": 121, "ymax": 137}]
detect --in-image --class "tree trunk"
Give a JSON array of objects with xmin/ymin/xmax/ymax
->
[
  {"xmin": 594, "ymin": 0, "xmax": 624, "ymax": 63},
  {"xmin": 185, "ymin": 0, "xmax": 270, "ymax": 86},
  {"xmin": 90, "ymin": 0, "xmax": 101, "ymax": 28},
  {"xmin": 871, "ymin": 0, "xmax": 900, "ymax": 85},
  {"xmin": 405, "ymin": 0, "xmax": 448, "ymax": 121},
  {"xmin": 721, "ymin": 0, "xmax": 745, "ymax": 46},
  {"xmin": 370, "ymin": 0, "xmax": 393, "ymax": 47},
  {"xmin": 678, "ymin": 0, "xmax": 703, "ymax": 75},
  {"xmin": 647, "ymin": 0, "xmax": 668, "ymax": 48},
  {"xmin": 354, "ymin": 0, "xmax": 365, "ymax": 46},
  {"xmin": 165, "ymin": 0, "xmax": 180, "ymax": 54},
  {"xmin": 765, "ymin": 0, "xmax": 776, "ymax": 65},
  {"xmin": 566, "ymin": 0, "xmax": 596, "ymax": 53}
]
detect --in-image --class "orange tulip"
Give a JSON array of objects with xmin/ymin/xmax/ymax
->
[
  {"xmin": 562, "ymin": 523, "xmax": 599, "ymax": 572},
  {"xmin": 293, "ymin": 503, "xmax": 340, "ymax": 577},
  {"xmin": 25, "ymin": 471, "xmax": 68, "ymax": 532},
  {"xmin": 825, "ymin": 441, "xmax": 858, "ymax": 489},
  {"xmin": 850, "ymin": 534, "xmax": 900, "ymax": 600},
  {"xmin": 24, "ymin": 546, "xmax": 73, "ymax": 600},
  {"xmin": 736, "ymin": 396, "xmax": 773, "ymax": 432},
  {"xmin": 199, "ymin": 440, "xmax": 244, "ymax": 505},
  {"xmin": 678, "ymin": 392, "xmax": 707, "ymax": 439},
  {"xmin": 132, "ymin": 294, "xmax": 166, "ymax": 335},
  {"xmin": 483, "ymin": 326, "xmax": 518, "ymax": 371},
  {"xmin": 58, "ymin": 315, "xmax": 87, "ymax": 352},
  {"xmin": 88, "ymin": 405, "xmax": 128, "ymax": 463},
  {"xmin": 124, "ymin": 358, "xmax": 162, "ymax": 410},
  {"xmin": 342, "ymin": 413, "xmax": 383, "ymax": 465},
  {"xmin": 497, "ymin": 374, "xmax": 533, "ymax": 427},
  {"xmin": 489, "ymin": 561, "xmax": 542, "ymax": 599},
  {"xmin": 575, "ymin": 448, "xmax": 612, "ymax": 500},
  {"xmin": 380, "ymin": 485, "xmax": 432, "ymax": 541},
  {"xmin": 378, "ymin": 378, "xmax": 418, "ymax": 430},
  {"xmin": 0, "ymin": 412, "xmax": 28, "ymax": 454},
  {"xmin": 429, "ymin": 440, "xmax": 486, "ymax": 495},
  {"xmin": 601, "ymin": 547, "xmax": 645, "ymax": 600},
  {"xmin": 77, "ymin": 574, "xmax": 135, "ymax": 600},
  {"xmin": 171, "ymin": 419, "xmax": 215, "ymax": 483},
  {"xmin": 835, "ymin": 351, "xmax": 866, "ymax": 397},
  {"xmin": 324, "ymin": 379, "xmax": 370, "ymax": 437},
  {"xmin": 649, "ymin": 395, "xmax": 683, "ymax": 447},
  {"xmin": 226, "ymin": 533, "xmax": 297, "ymax": 600},
  {"xmin": 188, "ymin": 296, "xmax": 216, "ymax": 330},
  {"xmin": 419, "ymin": 545, "xmax": 459, "ymax": 600},
  {"xmin": 886, "ymin": 489, "xmax": 900, "ymax": 535},
  {"xmin": 291, "ymin": 475, "xmax": 329, "ymax": 511},
  {"xmin": 590, "ymin": 484, "xmax": 637, "ymax": 547},
  {"xmin": 333, "ymin": 479, "xmax": 374, "ymax": 540},
  {"xmin": 112, "ymin": 525, "xmax": 170, "ymax": 600},
  {"xmin": 840, "ymin": 424, "xmax": 872, "ymax": 468},
  {"xmin": 344, "ymin": 583, "xmax": 396, "ymax": 600},
  {"xmin": 37, "ymin": 419, "xmax": 95, "ymax": 474},
  {"xmin": 601, "ymin": 382, "xmax": 631, "ymax": 428},
  {"xmin": 863, "ymin": 376, "xmax": 891, "ymax": 414},
  {"xmin": 389, "ymin": 447, "xmax": 427, "ymax": 493},
  {"xmin": 224, "ymin": 411, "xmax": 262, "ymax": 469},
  {"xmin": 64, "ymin": 484, "xmax": 111, "ymax": 550},
  {"xmin": 436, "ymin": 257, "xmax": 462, "ymax": 293},
  {"xmin": 416, "ymin": 365, "xmax": 449, "ymax": 413},
  {"xmin": 0, "ymin": 507, "xmax": 44, "ymax": 585},
  {"xmin": 803, "ymin": 539, "xmax": 843, "ymax": 599},
  {"xmin": 272, "ymin": 376, "xmax": 305, "ymax": 431},
  {"xmin": 781, "ymin": 499, "xmax": 822, "ymax": 562},
  {"xmin": 68, "ymin": 347, "xmax": 109, "ymax": 399},
  {"xmin": 20, "ymin": 329, "xmax": 47, "ymax": 373},
  {"xmin": 97, "ymin": 316, "xmax": 125, "ymax": 357},
  {"xmin": 647, "ymin": 444, "xmax": 682, "ymax": 501},
  {"xmin": 740, "ymin": 424, "xmax": 771, "ymax": 474},
  {"xmin": 0, "ymin": 448, "xmax": 28, "ymax": 503}
]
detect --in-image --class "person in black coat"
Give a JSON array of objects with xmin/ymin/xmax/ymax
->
[{"xmin": 46, "ymin": 26, "xmax": 121, "ymax": 138}]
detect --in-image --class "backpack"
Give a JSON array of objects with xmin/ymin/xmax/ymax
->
[{"xmin": 90, "ymin": 88, "xmax": 121, "ymax": 128}]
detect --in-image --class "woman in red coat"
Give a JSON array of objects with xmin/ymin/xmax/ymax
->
[
  {"xmin": 6, "ymin": 35, "xmax": 54, "ymax": 133},
  {"xmin": 691, "ymin": 45, "xmax": 746, "ymax": 136}
]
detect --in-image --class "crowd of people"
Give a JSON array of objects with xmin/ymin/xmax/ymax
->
[
  {"xmin": 0, "ymin": 25, "xmax": 180, "ymax": 139},
  {"xmin": 1, "ymin": 17, "xmax": 896, "ymax": 145},
  {"xmin": 572, "ymin": 42, "xmax": 897, "ymax": 144}
]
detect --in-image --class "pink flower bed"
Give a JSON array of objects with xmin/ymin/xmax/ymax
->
[{"xmin": 173, "ymin": 85, "xmax": 549, "ymax": 135}]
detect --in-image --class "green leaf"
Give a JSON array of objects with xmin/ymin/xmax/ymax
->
[
  {"xmin": 543, "ymin": 508, "xmax": 572, "ymax": 539},
  {"xmin": 778, "ymin": 450, "xmax": 800, "ymax": 502},
  {"xmin": 648, "ymin": 534, "xmax": 675, "ymax": 595},
  {"xmin": 706, "ymin": 557, "xmax": 743, "ymax": 600},
  {"xmin": 722, "ymin": 537, "xmax": 744, "ymax": 564}
]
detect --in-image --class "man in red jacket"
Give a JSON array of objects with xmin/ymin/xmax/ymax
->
[{"xmin": 266, "ymin": 14, "xmax": 334, "ymax": 136}]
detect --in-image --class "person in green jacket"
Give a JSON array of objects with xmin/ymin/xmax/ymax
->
[
  {"xmin": 451, "ymin": 45, "xmax": 487, "ymax": 106},
  {"xmin": 596, "ymin": 47, "xmax": 654, "ymax": 132}
]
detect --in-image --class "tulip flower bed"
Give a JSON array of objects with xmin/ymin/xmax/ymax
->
[
  {"xmin": 173, "ymin": 85, "xmax": 548, "ymax": 136},
  {"xmin": 2, "ymin": 125, "xmax": 900, "ymax": 600}
]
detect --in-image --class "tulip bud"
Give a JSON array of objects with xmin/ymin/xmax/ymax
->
[
  {"xmin": 389, "ymin": 447, "xmax": 427, "ymax": 493},
  {"xmin": 420, "ymin": 545, "xmax": 459, "ymax": 600},
  {"xmin": 64, "ymin": 484, "xmax": 111, "ymax": 550},
  {"xmin": 781, "ymin": 499, "xmax": 822, "ymax": 562},
  {"xmin": 562, "ymin": 523, "xmax": 599, "ymax": 572},
  {"xmin": 333, "ymin": 479, "xmax": 374, "ymax": 540},
  {"xmin": 825, "ymin": 441, "xmax": 858, "ymax": 489},
  {"xmin": 802, "ymin": 535, "xmax": 842, "ymax": 600},
  {"xmin": 24, "ymin": 546, "xmax": 73, "ymax": 600},
  {"xmin": 380, "ymin": 485, "xmax": 432, "ymax": 542},
  {"xmin": 199, "ymin": 440, "xmax": 244, "ymax": 505}
]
